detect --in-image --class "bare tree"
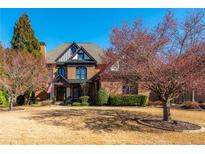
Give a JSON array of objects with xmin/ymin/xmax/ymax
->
[
  {"xmin": 0, "ymin": 50, "xmax": 48, "ymax": 110},
  {"xmin": 102, "ymin": 11, "xmax": 205, "ymax": 121}
]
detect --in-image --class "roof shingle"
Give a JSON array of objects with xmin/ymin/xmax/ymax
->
[{"xmin": 46, "ymin": 42, "xmax": 104, "ymax": 64}]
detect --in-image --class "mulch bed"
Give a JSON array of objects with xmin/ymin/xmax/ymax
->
[
  {"xmin": 139, "ymin": 119, "xmax": 202, "ymax": 132},
  {"xmin": 180, "ymin": 102, "xmax": 201, "ymax": 110}
]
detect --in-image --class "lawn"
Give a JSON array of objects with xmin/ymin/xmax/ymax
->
[{"xmin": 0, "ymin": 105, "xmax": 205, "ymax": 144}]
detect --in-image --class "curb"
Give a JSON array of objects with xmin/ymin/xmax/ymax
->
[{"xmin": 137, "ymin": 119, "xmax": 205, "ymax": 133}]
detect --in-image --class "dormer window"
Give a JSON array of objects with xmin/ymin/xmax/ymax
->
[
  {"xmin": 110, "ymin": 61, "xmax": 119, "ymax": 71},
  {"xmin": 71, "ymin": 46, "xmax": 77, "ymax": 54},
  {"xmin": 78, "ymin": 52, "xmax": 84, "ymax": 60}
]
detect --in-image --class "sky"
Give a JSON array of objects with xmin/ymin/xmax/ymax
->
[{"xmin": 0, "ymin": 8, "xmax": 196, "ymax": 52}]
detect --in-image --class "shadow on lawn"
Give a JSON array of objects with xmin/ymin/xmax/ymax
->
[{"xmin": 25, "ymin": 108, "xmax": 162, "ymax": 133}]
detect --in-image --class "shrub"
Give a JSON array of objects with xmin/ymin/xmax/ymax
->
[
  {"xmin": 31, "ymin": 102, "xmax": 42, "ymax": 107},
  {"xmin": 72, "ymin": 102, "xmax": 81, "ymax": 106},
  {"xmin": 81, "ymin": 102, "xmax": 89, "ymax": 106},
  {"xmin": 140, "ymin": 95, "xmax": 148, "ymax": 106},
  {"xmin": 16, "ymin": 95, "xmax": 25, "ymax": 106},
  {"xmin": 51, "ymin": 97, "xmax": 56, "ymax": 104},
  {"xmin": 79, "ymin": 96, "xmax": 89, "ymax": 103},
  {"xmin": 72, "ymin": 101, "xmax": 89, "ymax": 106},
  {"xmin": 96, "ymin": 88, "xmax": 109, "ymax": 105},
  {"xmin": 64, "ymin": 97, "xmax": 72, "ymax": 104},
  {"xmin": 0, "ymin": 91, "xmax": 9, "ymax": 108},
  {"xmin": 109, "ymin": 94, "xmax": 148, "ymax": 106}
]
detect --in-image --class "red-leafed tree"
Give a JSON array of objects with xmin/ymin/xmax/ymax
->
[
  {"xmin": 102, "ymin": 11, "xmax": 205, "ymax": 121},
  {"xmin": 0, "ymin": 50, "xmax": 48, "ymax": 110}
]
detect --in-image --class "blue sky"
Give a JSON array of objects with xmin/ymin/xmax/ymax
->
[{"xmin": 0, "ymin": 8, "xmax": 195, "ymax": 52}]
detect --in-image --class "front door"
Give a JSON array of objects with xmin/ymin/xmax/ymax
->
[
  {"xmin": 73, "ymin": 86, "xmax": 80, "ymax": 98},
  {"xmin": 56, "ymin": 87, "xmax": 66, "ymax": 101},
  {"xmin": 71, "ymin": 84, "xmax": 81, "ymax": 99}
]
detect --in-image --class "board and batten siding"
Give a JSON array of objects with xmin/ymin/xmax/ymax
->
[{"xmin": 57, "ymin": 48, "xmax": 72, "ymax": 62}]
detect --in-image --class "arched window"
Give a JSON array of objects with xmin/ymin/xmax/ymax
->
[
  {"xmin": 76, "ymin": 66, "xmax": 87, "ymax": 80},
  {"xmin": 58, "ymin": 67, "xmax": 65, "ymax": 77}
]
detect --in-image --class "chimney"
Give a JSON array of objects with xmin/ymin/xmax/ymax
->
[{"xmin": 40, "ymin": 42, "xmax": 46, "ymax": 59}]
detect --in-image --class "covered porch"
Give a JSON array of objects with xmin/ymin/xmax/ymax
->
[{"xmin": 49, "ymin": 75, "xmax": 99, "ymax": 102}]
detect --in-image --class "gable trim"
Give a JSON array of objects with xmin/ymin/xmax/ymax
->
[
  {"xmin": 54, "ymin": 74, "xmax": 69, "ymax": 83},
  {"xmin": 69, "ymin": 46, "xmax": 97, "ymax": 63},
  {"xmin": 55, "ymin": 42, "xmax": 79, "ymax": 62}
]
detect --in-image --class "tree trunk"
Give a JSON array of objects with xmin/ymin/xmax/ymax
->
[
  {"xmin": 9, "ymin": 96, "xmax": 13, "ymax": 111},
  {"xmin": 192, "ymin": 89, "xmax": 195, "ymax": 103},
  {"xmin": 9, "ymin": 95, "xmax": 16, "ymax": 111},
  {"xmin": 163, "ymin": 100, "xmax": 171, "ymax": 122}
]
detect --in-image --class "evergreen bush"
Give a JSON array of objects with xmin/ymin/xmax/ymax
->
[
  {"xmin": 0, "ymin": 91, "xmax": 9, "ymax": 108},
  {"xmin": 79, "ymin": 96, "xmax": 89, "ymax": 103},
  {"xmin": 109, "ymin": 94, "xmax": 148, "ymax": 106},
  {"xmin": 96, "ymin": 88, "xmax": 109, "ymax": 105},
  {"xmin": 72, "ymin": 102, "xmax": 81, "ymax": 106}
]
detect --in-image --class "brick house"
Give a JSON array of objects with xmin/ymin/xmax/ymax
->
[
  {"xmin": 40, "ymin": 42, "xmax": 141, "ymax": 103},
  {"xmin": 40, "ymin": 42, "xmax": 204, "ymax": 103}
]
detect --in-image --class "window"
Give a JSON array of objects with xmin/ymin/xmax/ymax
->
[
  {"xmin": 78, "ymin": 52, "xmax": 84, "ymax": 60},
  {"xmin": 58, "ymin": 67, "xmax": 65, "ymax": 77},
  {"xmin": 110, "ymin": 61, "xmax": 119, "ymax": 71},
  {"xmin": 71, "ymin": 46, "xmax": 77, "ymax": 54},
  {"xmin": 76, "ymin": 66, "xmax": 87, "ymax": 80},
  {"xmin": 122, "ymin": 83, "xmax": 138, "ymax": 94}
]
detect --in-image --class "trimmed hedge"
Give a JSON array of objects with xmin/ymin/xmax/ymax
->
[
  {"xmin": 96, "ymin": 88, "xmax": 109, "ymax": 105},
  {"xmin": 81, "ymin": 102, "xmax": 89, "ymax": 106},
  {"xmin": 72, "ymin": 102, "xmax": 89, "ymax": 106},
  {"xmin": 79, "ymin": 96, "xmax": 89, "ymax": 103},
  {"xmin": 109, "ymin": 94, "xmax": 148, "ymax": 106},
  {"xmin": 72, "ymin": 102, "xmax": 81, "ymax": 106}
]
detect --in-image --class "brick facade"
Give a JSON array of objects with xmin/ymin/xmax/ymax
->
[
  {"xmin": 67, "ymin": 66, "xmax": 75, "ymax": 79},
  {"xmin": 101, "ymin": 81, "xmax": 123, "ymax": 95}
]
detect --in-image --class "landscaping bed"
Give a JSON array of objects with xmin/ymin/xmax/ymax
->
[
  {"xmin": 176, "ymin": 102, "xmax": 205, "ymax": 111},
  {"xmin": 138, "ymin": 119, "xmax": 203, "ymax": 132},
  {"xmin": 148, "ymin": 101, "xmax": 205, "ymax": 111}
]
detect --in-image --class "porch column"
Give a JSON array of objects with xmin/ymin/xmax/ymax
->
[
  {"xmin": 50, "ymin": 84, "xmax": 55, "ymax": 99},
  {"xmin": 66, "ymin": 87, "xmax": 70, "ymax": 98}
]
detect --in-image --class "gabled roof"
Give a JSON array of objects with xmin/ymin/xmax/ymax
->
[
  {"xmin": 46, "ymin": 42, "xmax": 104, "ymax": 64},
  {"xmin": 55, "ymin": 42, "xmax": 79, "ymax": 62},
  {"xmin": 53, "ymin": 74, "xmax": 70, "ymax": 83},
  {"xmin": 69, "ymin": 46, "xmax": 97, "ymax": 63}
]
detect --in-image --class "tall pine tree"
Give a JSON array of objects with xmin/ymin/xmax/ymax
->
[{"xmin": 11, "ymin": 13, "xmax": 41, "ymax": 57}]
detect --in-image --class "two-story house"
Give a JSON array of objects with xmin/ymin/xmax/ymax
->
[
  {"xmin": 39, "ymin": 42, "xmax": 204, "ymax": 103},
  {"xmin": 43, "ymin": 42, "xmax": 104, "ymax": 102},
  {"xmin": 37, "ymin": 41, "xmax": 143, "ymax": 103}
]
